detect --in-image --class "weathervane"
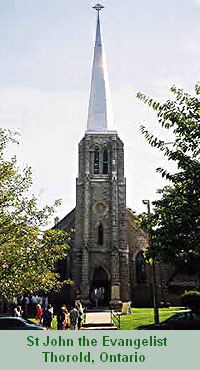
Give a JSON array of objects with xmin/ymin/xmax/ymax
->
[{"xmin": 93, "ymin": 3, "xmax": 105, "ymax": 15}]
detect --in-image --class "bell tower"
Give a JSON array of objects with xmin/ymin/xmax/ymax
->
[{"xmin": 74, "ymin": 4, "xmax": 129, "ymax": 306}]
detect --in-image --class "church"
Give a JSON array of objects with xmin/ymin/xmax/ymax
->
[{"xmin": 53, "ymin": 4, "xmax": 198, "ymax": 308}]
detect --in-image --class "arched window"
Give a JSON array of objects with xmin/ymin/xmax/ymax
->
[
  {"xmin": 94, "ymin": 147, "xmax": 99, "ymax": 174},
  {"xmin": 136, "ymin": 251, "xmax": 146, "ymax": 283},
  {"xmin": 98, "ymin": 222, "xmax": 104, "ymax": 245},
  {"xmin": 102, "ymin": 148, "xmax": 108, "ymax": 174}
]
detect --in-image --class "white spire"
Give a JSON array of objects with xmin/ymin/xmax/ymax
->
[{"xmin": 86, "ymin": 5, "xmax": 115, "ymax": 134}]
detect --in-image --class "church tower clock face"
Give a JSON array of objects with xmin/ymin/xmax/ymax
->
[
  {"xmin": 74, "ymin": 4, "xmax": 129, "ymax": 306},
  {"xmin": 94, "ymin": 201, "xmax": 108, "ymax": 217}
]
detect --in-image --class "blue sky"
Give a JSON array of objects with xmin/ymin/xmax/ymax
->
[{"xmin": 1, "ymin": 0, "xmax": 200, "ymax": 223}]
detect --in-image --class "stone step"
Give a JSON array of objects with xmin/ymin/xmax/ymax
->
[
  {"xmin": 82, "ymin": 326, "xmax": 118, "ymax": 330},
  {"xmin": 83, "ymin": 322, "xmax": 113, "ymax": 328},
  {"xmin": 86, "ymin": 307, "xmax": 110, "ymax": 312},
  {"xmin": 82, "ymin": 322, "xmax": 118, "ymax": 330}
]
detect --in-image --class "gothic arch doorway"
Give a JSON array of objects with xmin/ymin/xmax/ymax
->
[{"xmin": 90, "ymin": 266, "xmax": 110, "ymax": 307}]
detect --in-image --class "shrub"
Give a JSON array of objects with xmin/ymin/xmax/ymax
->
[{"xmin": 181, "ymin": 290, "xmax": 200, "ymax": 312}]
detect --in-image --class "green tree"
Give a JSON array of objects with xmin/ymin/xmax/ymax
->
[
  {"xmin": 0, "ymin": 129, "xmax": 70, "ymax": 300},
  {"xmin": 137, "ymin": 83, "xmax": 200, "ymax": 263}
]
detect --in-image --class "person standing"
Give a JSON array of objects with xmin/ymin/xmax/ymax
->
[
  {"xmin": 77, "ymin": 302, "xmax": 83, "ymax": 330},
  {"xmin": 42, "ymin": 304, "xmax": 53, "ymax": 328},
  {"xmin": 57, "ymin": 306, "xmax": 65, "ymax": 330},
  {"xmin": 14, "ymin": 306, "xmax": 23, "ymax": 317},
  {"xmin": 69, "ymin": 306, "xmax": 78, "ymax": 330},
  {"xmin": 62, "ymin": 305, "xmax": 70, "ymax": 330},
  {"xmin": 44, "ymin": 295, "xmax": 48, "ymax": 311},
  {"xmin": 35, "ymin": 304, "xmax": 43, "ymax": 326},
  {"xmin": 49, "ymin": 303, "xmax": 54, "ymax": 318},
  {"xmin": 22, "ymin": 294, "xmax": 30, "ymax": 318},
  {"xmin": 94, "ymin": 288, "xmax": 99, "ymax": 308}
]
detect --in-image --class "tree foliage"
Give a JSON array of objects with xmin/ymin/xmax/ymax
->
[
  {"xmin": 0, "ymin": 129, "xmax": 70, "ymax": 300},
  {"xmin": 137, "ymin": 83, "xmax": 200, "ymax": 263}
]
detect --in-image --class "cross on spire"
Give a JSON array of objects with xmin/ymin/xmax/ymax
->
[{"xmin": 93, "ymin": 3, "xmax": 105, "ymax": 14}]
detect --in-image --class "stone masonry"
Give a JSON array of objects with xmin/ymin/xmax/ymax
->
[{"xmin": 74, "ymin": 132, "xmax": 129, "ymax": 306}]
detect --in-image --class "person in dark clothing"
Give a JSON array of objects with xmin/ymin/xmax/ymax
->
[
  {"xmin": 57, "ymin": 307, "xmax": 65, "ymax": 330},
  {"xmin": 42, "ymin": 304, "xmax": 53, "ymax": 328},
  {"xmin": 76, "ymin": 302, "xmax": 83, "ymax": 330},
  {"xmin": 70, "ymin": 306, "xmax": 78, "ymax": 330}
]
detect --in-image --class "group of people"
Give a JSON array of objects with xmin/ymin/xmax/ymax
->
[
  {"xmin": 12, "ymin": 294, "xmax": 84, "ymax": 330},
  {"xmin": 35, "ymin": 300, "xmax": 84, "ymax": 330},
  {"xmin": 12, "ymin": 294, "xmax": 45, "ymax": 318},
  {"xmin": 36, "ymin": 303, "xmax": 54, "ymax": 328},
  {"xmin": 57, "ymin": 302, "xmax": 83, "ymax": 330}
]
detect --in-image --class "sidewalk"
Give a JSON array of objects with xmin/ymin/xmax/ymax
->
[
  {"xmin": 82, "ymin": 309, "xmax": 118, "ymax": 330},
  {"xmin": 85, "ymin": 311, "xmax": 111, "ymax": 325}
]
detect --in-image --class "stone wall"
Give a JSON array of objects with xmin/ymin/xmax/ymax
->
[{"xmin": 75, "ymin": 133, "xmax": 128, "ymax": 305}]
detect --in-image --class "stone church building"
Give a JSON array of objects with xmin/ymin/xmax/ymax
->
[{"xmin": 53, "ymin": 6, "xmax": 199, "ymax": 308}]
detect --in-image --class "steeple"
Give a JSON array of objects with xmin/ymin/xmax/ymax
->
[{"xmin": 86, "ymin": 3, "xmax": 115, "ymax": 133}]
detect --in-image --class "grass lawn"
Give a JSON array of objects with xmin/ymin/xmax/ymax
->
[{"xmin": 119, "ymin": 307, "xmax": 186, "ymax": 330}]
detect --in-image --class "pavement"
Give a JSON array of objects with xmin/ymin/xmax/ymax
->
[
  {"xmin": 85, "ymin": 311, "xmax": 112, "ymax": 325},
  {"xmin": 82, "ymin": 309, "xmax": 118, "ymax": 330}
]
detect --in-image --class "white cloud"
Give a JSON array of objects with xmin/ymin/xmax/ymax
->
[{"xmin": 194, "ymin": 0, "xmax": 200, "ymax": 7}]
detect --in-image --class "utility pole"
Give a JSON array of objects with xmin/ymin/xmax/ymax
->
[{"xmin": 142, "ymin": 200, "xmax": 159, "ymax": 324}]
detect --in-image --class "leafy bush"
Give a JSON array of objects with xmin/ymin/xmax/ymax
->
[{"xmin": 181, "ymin": 290, "xmax": 200, "ymax": 312}]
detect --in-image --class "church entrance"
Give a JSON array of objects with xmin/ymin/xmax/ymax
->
[{"xmin": 90, "ymin": 267, "xmax": 110, "ymax": 307}]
